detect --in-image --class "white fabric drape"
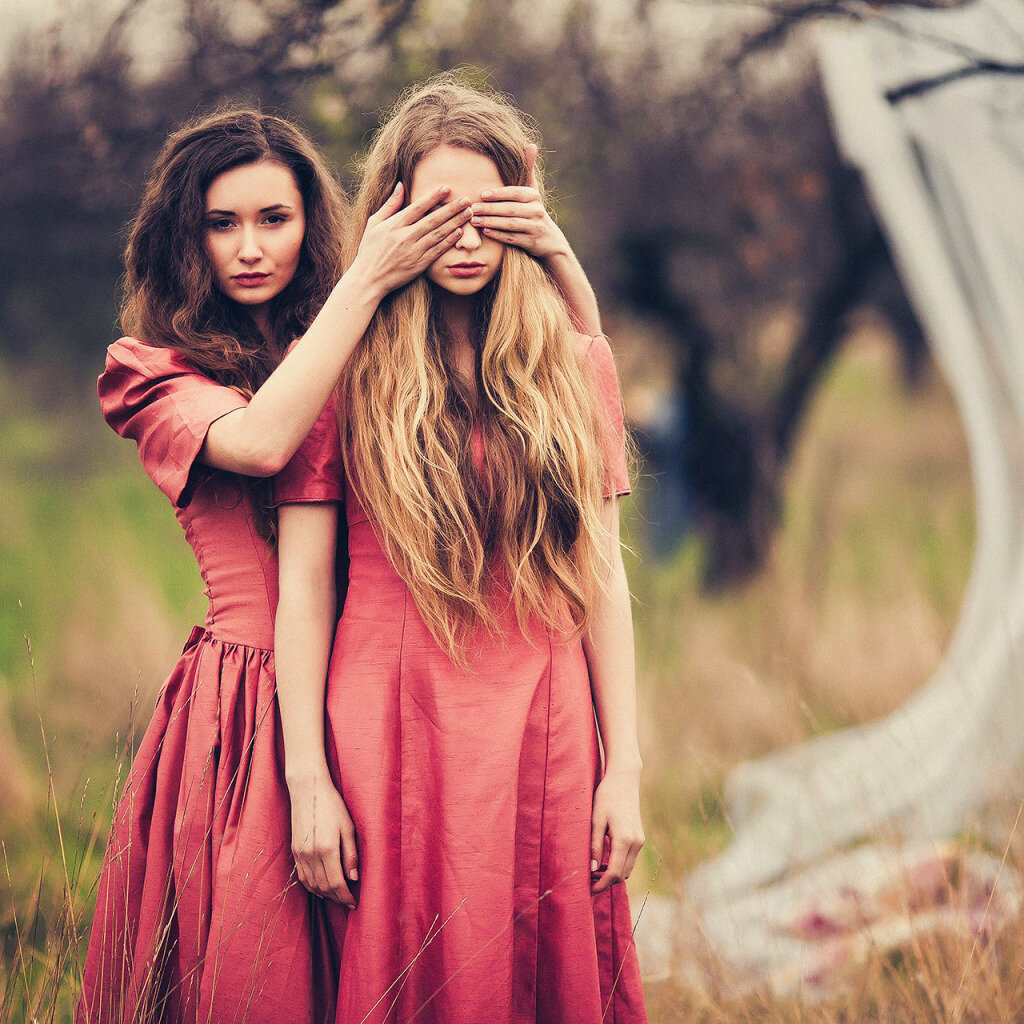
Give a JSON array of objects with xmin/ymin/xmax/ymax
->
[{"xmin": 635, "ymin": 0, "xmax": 1024, "ymax": 991}]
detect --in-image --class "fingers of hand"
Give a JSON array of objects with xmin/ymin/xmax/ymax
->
[
  {"xmin": 412, "ymin": 196, "xmax": 472, "ymax": 234},
  {"xmin": 396, "ymin": 184, "xmax": 453, "ymax": 226},
  {"xmin": 418, "ymin": 215, "xmax": 469, "ymax": 256},
  {"xmin": 420, "ymin": 228, "xmax": 464, "ymax": 266},
  {"xmin": 471, "ymin": 200, "xmax": 541, "ymax": 219},
  {"xmin": 471, "ymin": 215, "xmax": 535, "ymax": 235},
  {"xmin": 320, "ymin": 852, "xmax": 355, "ymax": 908},
  {"xmin": 591, "ymin": 830, "xmax": 645, "ymax": 893}
]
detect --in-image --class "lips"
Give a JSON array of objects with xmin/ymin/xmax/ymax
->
[
  {"xmin": 233, "ymin": 273, "xmax": 270, "ymax": 287},
  {"xmin": 448, "ymin": 262, "xmax": 485, "ymax": 277}
]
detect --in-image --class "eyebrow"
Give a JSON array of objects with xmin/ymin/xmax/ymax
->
[{"xmin": 205, "ymin": 203, "xmax": 294, "ymax": 215}]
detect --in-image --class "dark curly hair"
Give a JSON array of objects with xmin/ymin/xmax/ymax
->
[{"xmin": 120, "ymin": 107, "xmax": 348, "ymax": 538}]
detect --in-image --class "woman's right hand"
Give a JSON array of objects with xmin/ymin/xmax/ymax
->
[
  {"xmin": 350, "ymin": 182, "xmax": 473, "ymax": 299},
  {"xmin": 288, "ymin": 770, "xmax": 359, "ymax": 908}
]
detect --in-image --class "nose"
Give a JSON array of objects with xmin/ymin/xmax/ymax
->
[
  {"xmin": 238, "ymin": 224, "xmax": 263, "ymax": 264},
  {"xmin": 454, "ymin": 221, "xmax": 482, "ymax": 252}
]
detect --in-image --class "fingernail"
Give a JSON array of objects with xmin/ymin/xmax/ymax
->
[
  {"xmin": 440, "ymin": 185, "xmax": 451, "ymax": 195},
  {"xmin": 481, "ymin": 189, "xmax": 494, "ymax": 198},
  {"xmin": 591, "ymin": 858, "xmax": 598, "ymax": 872},
  {"xmin": 349, "ymin": 868, "xmax": 358, "ymax": 880}
]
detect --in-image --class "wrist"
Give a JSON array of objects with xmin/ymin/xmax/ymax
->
[
  {"xmin": 603, "ymin": 751, "xmax": 643, "ymax": 778},
  {"xmin": 285, "ymin": 759, "xmax": 332, "ymax": 791},
  {"xmin": 339, "ymin": 256, "xmax": 387, "ymax": 308},
  {"xmin": 541, "ymin": 240, "xmax": 572, "ymax": 264}
]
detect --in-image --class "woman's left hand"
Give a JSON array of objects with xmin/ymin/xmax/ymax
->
[
  {"xmin": 469, "ymin": 145, "xmax": 569, "ymax": 260},
  {"xmin": 590, "ymin": 764, "xmax": 645, "ymax": 894}
]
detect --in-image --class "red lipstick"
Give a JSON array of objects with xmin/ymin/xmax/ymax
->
[
  {"xmin": 233, "ymin": 272, "xmax": 270, "ymax": 287},
  {"xmin": 448, "ymin": 262, "xmax": 485, "ymax": 278}
]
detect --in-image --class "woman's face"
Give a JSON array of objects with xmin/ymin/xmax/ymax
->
[
  {"xmin": 409, "ymin": 145, "xmax": 505, "ymax": 296},
  {"xmin": 203, "ymin": 159, "xmax": 306, "ymax": 311}
]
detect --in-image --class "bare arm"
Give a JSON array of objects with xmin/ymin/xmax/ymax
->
[
  {"xmin": 275, "ymin": 500, "xmax": 358, "ymax": 906},
  {"xmin": 543, "ymin": 248, "xmax": 602, "ymax": 336},
  {"xmin": 201, "ymin": 183, "xmax": 473, "ymax": 476},
  {"xmin": 583, "ymin": 496, "xmax": 645, "ymax": 893}
]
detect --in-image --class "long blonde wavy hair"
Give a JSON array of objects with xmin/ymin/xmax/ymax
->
[{"xmin": 341, "ymin": 75, "xmax": 615, "ymax": 660}]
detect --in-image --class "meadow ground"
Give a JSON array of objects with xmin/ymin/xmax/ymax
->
[{"xmin": 4, "ymin": 324, "xmax": 1011, "ymax": 1022}]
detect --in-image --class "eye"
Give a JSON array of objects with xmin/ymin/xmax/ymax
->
[
  {"xmin": 264, "ymin": 213, "xmax": 288, "ymax": 225},
  {"xmin": 207, "ymin": 218, "xmax": 234, "ymax": 231}
]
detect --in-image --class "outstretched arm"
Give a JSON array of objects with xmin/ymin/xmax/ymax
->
[
  {"xmin": 583, "ymin": 495, "xmax": 645, "ymax": 894},
  {"xmin": 201, "ymin": 183, "xmax": 474, "ymax": 476}
]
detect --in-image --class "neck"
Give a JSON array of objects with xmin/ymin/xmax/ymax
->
[
  {"xmin": 437, "ymin": 290, "xmax": 481, "ymax": 395},
  {"xmin": 250, "ymin": 304, "xmax": 273, "ymax": 345},
  {"xmin": 438, "ymin": 290, "xmax": 476, "ymax": 349}
]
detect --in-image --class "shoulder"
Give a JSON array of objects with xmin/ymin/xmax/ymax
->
[
  {"xmin": 578, "ymin": 332, "xmax": 621, "ymax": 391},
  {"xmin": 576, "ymin": 331, "xmax": 616, "ymax": 369},
  {"xmin": 103, "ymin": 336, "xmax": 197, "ymax": 379}
]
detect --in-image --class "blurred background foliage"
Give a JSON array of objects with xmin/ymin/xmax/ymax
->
[
  {"xmin": 0, "ymin": 0, "xmax": 953, "ymax": 581},
  {"xmin": 0, "ymin": 1, "xmax": 978, "ymax": 1017}
]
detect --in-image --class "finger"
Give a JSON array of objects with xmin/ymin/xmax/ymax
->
[
  {"xmin": 368, "ymin": 181, "xmax": 404, "ymax": 225},
  {"xmin": 410, "ymin": 198, "xmax": 473, "ymax": 240},
  {"xmin": 604, "ymin": 837, "xmax": 630, "ymax": 889},
  {"xmin": 479, "ymin": 185, "xmax": 540, "ymax": 204},
  {"xmin": 591, "ymin": 817, "xmax": 607, "ymax": 873},
  {"xmin": 622, "ymin": 840, "xmax": 643, "ymax": 882},
  {"xmin": 419, "ymin": 227, "xmax": 464, "ymax": 265},
  {"xmin": 471, "ymin": 215, "xmax": 534, "ymax": 233},
  {"xmin": 300, "ymin": 859, "xmax": 321, "ymax": 898},
  {"xmin": 480, "ymin": 228, "xmax": 524, "ymax": 245},
  {"xmin": 322, "ymin": 852, "xmax": 354, "ymax": 907},
  {"xmin": 340, "ymin": 825, "xmax": 360, "ymax": 883},
  {"xmin": 470, "ymin": 201, "xmax": 540, "ymax": 218},
  {"xmin": 393, "ymin": 184, "xmax": 453, "ymax": 226},
  {"xmin": 525, "ymin": 143, "xmax": 538, "ymax": 188},
  {"xmin": 416, "ymin": 217, "xmax": 470, "ymax": 257},
  {"xmin": 309, "ymin": 855, "xmax": 331, "ymax": 899}
]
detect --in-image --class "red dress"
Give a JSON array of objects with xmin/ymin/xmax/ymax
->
[
  {"xmin": 274, "ymin": 333, "xmax": 648, "ymax": 1024},
  {"xmin": 77, "ymin": 336, "xmax": 345, "ymax": 1024}
]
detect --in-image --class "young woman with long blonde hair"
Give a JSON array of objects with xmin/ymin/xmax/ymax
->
[{"xmin": 275, "ymin": 76, "xmax": 647, "ymax": 1023}]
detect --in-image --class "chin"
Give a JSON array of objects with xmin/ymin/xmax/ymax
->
[{"xmin": 441, "ymin": 276, "xmax": 497, "ymax": 297}]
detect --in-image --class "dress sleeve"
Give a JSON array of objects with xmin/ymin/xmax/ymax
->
[
  {"xmin": 98, "ymin": 336, "xmax": 249, "ymax": 508},
  {"xmin": 583, "ymin": 333, "xmax": 632, "ymax": 499},
  {"xmin": 272, "ymin": 393, "xmax": 344, "ymax": 505}
]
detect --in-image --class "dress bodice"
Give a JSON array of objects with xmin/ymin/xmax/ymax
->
[
  {"xmin": 176, "ymin": 476, "xmax": 279, "ymax": 646},
  {"xmin": 99, "ymin": 336, "xmax": 343, "ymax": 648}
]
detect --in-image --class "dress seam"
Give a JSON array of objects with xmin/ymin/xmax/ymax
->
[
  {"xmin": 243, "ymin": 499, "xmax": 277, "ymax": 626},
  {"xmin": 533, "ymin": 631, "xmax": 554, "ymax": 1018}
]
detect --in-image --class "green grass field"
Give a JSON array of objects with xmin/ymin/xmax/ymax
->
[{"xmin": 0, "ymin": 326, "xmax": 983, "ymax": 1021}]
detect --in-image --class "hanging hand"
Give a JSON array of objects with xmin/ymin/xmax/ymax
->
[{"xmin": 590, "ymin": 765, "xmax": 645, "ymax": 894}]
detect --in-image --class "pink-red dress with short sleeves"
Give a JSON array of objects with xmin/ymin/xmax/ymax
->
[
  {"xmin": 77, "ymin": 336, "xmax": 345, "ymax": 1024},
  {"xmin": 276, "ymin": 333, "xmax": 647, "ymax": 1024}
]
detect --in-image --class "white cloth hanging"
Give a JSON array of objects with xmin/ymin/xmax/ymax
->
[{"xmin": 634, "ymin": 0, "xmax": 1024, "ymax": 993}]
